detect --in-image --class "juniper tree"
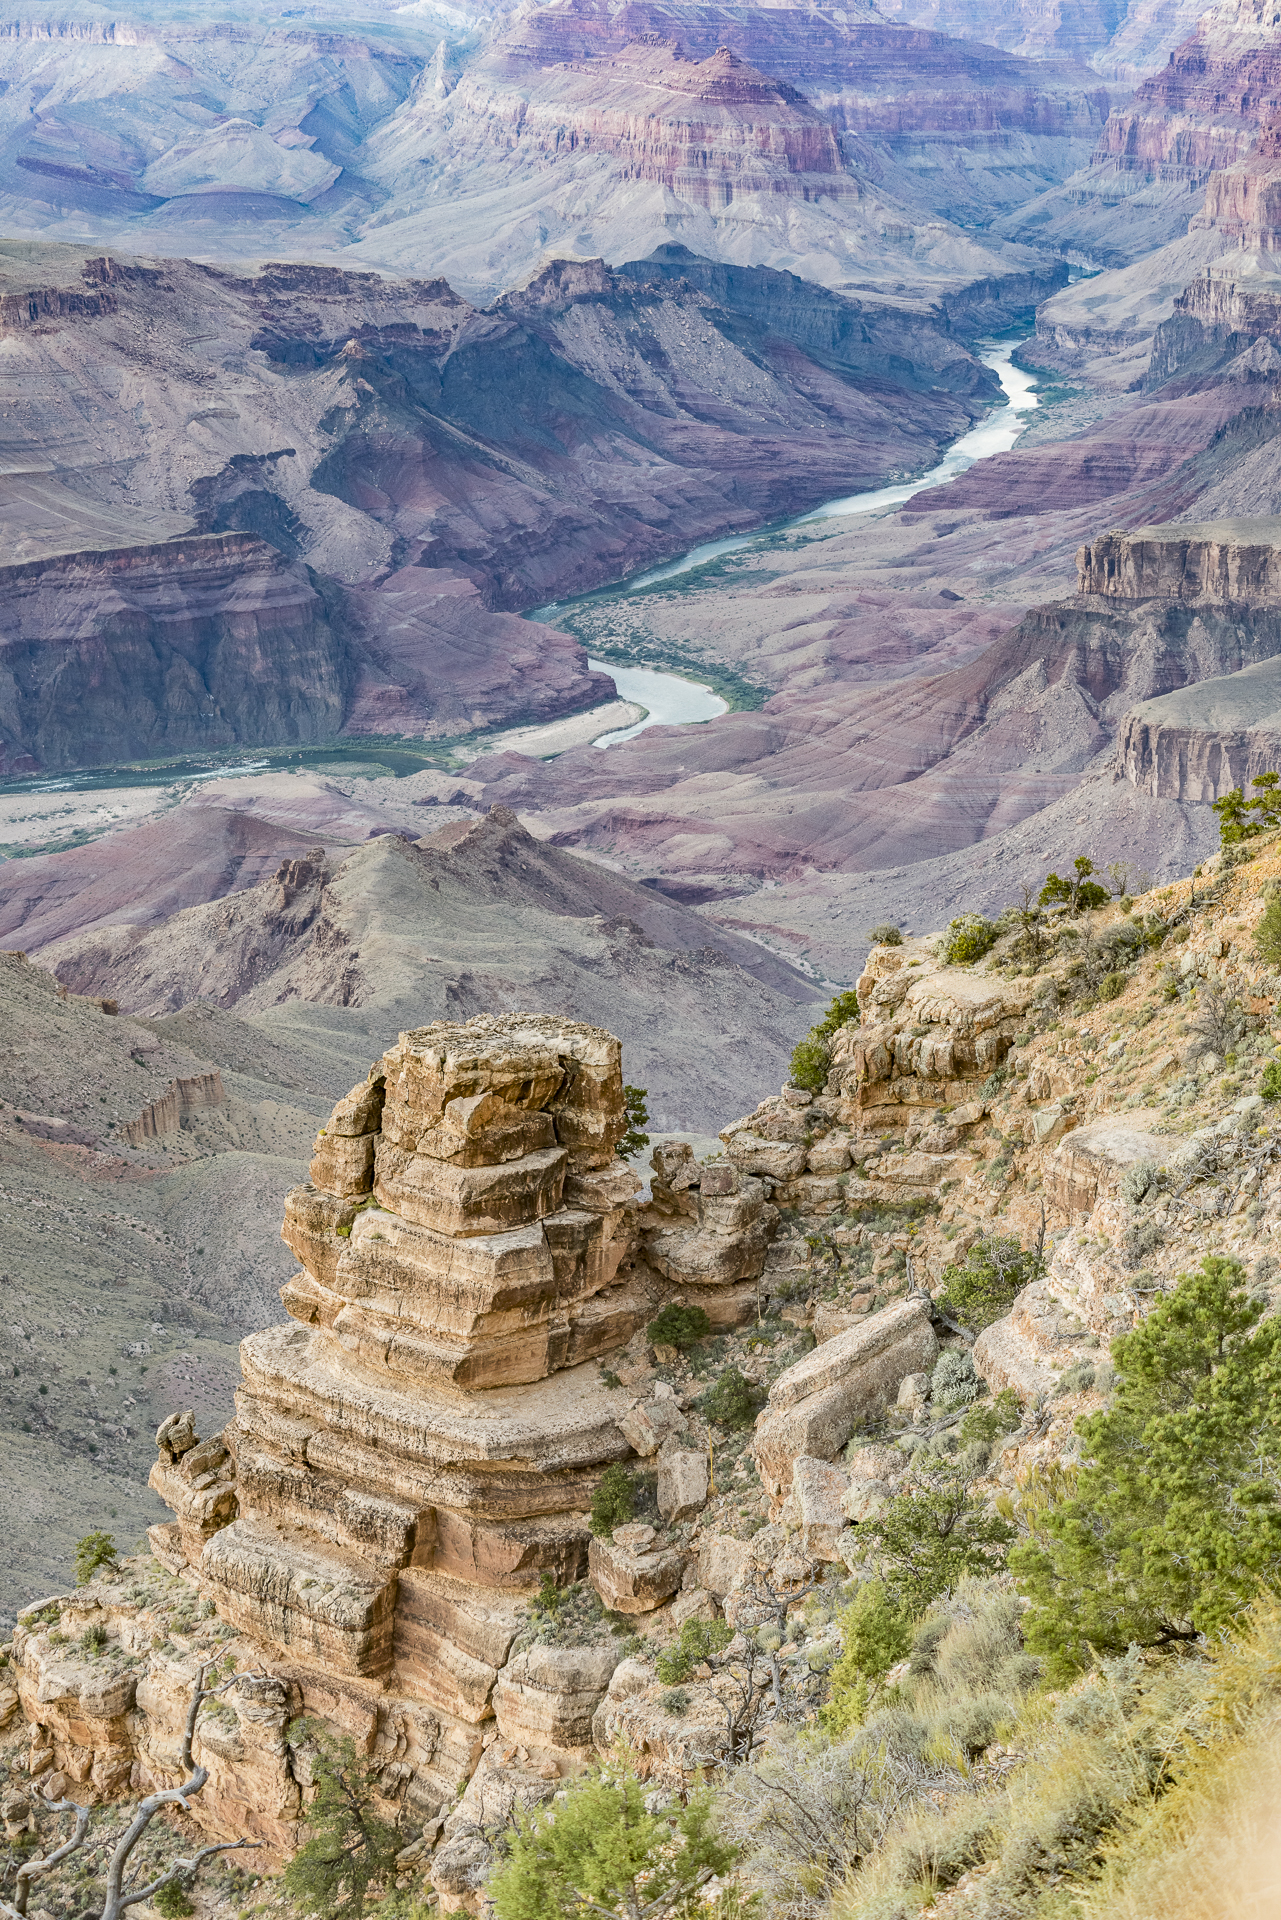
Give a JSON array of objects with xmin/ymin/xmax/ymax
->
[
  {"xmin": 1012, "ymin": 1256, "xmax": 1281, "ymax": 1678},
  {"xmin": 283, "ymin": 1730, "xmax": 402, "ymax": 1920},
  {"xmin": 488, "ymin": 1769, "xmax": 736, "ymax": 1920}
]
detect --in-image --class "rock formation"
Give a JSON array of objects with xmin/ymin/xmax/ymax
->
[
  {"xmin": 21, "ymin": 1014, "xmax": 765, "ymax": 1898},
  {"xmin": 1078, "ymin": 519, "xmax": 1281, "ymax": 602}
]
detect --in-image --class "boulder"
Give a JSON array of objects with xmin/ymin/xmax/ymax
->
[
  {"xmin": 310, "ymin": 1130, "xmax": 377, "ymax": 1199},
  {"xmin": 791, "ymin": 1456, "xmax": 848, "ymax": 1561},
  {"xmin": 698, "ymin": 1532, "xmax": 751, "ymax": 1600},
  {"xmin": 588, "ymin": 1534, "xmax": 685, "ymax": 1614},
  {"xmin": 619, "ymin": 1392, "xmax": 688, "ymax": 1458},
  {"xmin": 657, "ymin": 1442, "xmax": 708, "ymax": 1522},
  {"xmin": 492, "ymin": 1643, "xmax": 620, "ymax": 1749},
  {"xmin": 1046, "ymin": 1113, "xmax": 1167, "ymax": 1217},
  {"xmin": 753, "ymin": 1299, "xmax": 938, "ymax": 1501},
  {"xmin": 720, "ymin": 1132, "xmax": 807, "ymax": 1181}
]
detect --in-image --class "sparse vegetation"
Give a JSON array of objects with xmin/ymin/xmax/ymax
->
[
  {"xmin": 589, "ymin": 1462, "xmax": 636, "ymax": 1538},
  {"xmin": 940, "ymin": 914, "xmax": 999, "ymax": 965}
]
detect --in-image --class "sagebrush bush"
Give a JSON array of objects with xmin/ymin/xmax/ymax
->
[
  {"xmin": 868, "ymin": 923, "xmax": 904, "ymax": 946},
  {"xmin": 931, "ymin": 1349, "xmax": 981, "ymax": 1409},
  {"xmin": 1261, "ymin": 1060, "xmax": 1281, "ymax": 1101},
  {"xmin": 1120, "ymin": 1158, "xmax": 1158, "ymax": 1206}
]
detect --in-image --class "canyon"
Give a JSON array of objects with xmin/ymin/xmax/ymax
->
[{"xmin": 13, "ymin": 0, "xmax": 1281, "ymax": 1911}]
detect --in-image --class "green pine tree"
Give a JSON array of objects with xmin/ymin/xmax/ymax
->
[
  {"xmin": 1011, "ymin": 1256, "xmax": 1281, "ymax": 1679},
  {"xmin": 489, "ymin": 1768, "xmax": 739, "ymax": 1920},
  {"xmin": 863, "ymin": 1463, "xmax": 1014, "ymax": 1617},
  {"xmin": 283, "ymin": 1731, "xmax": 403, "ymax": 1920}
]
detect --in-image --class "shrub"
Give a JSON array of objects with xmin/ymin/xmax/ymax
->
[
  {"xmin": 1098, "ymin": 971, "xmax": 1127, "ymax": 1001},
  {"xmin": 78, "ymin": 1623, "xmax": 108, "ymax": 1657},
  {"xmin": 154, "ymin": 1885, "xmax": 195, "ymax": 1919},
  {"xmin": 821, "ymin": 1581, "xmax": 913, "ymax": 1734},
  {"xmin": 1212, "ymin": 771, "xmax": 1281, "ymax": 845},
  {"xmin": 868, "ymin": 924, "xmax": 904, "ymax": 946},
  {"xmin": 790, "ymin": 987, "xmax": 864, "ymax": 1092},
  {"xmin": 1012, "ymin": 1256, "xmax": 1281, "ymax": 1678},
  {"xmin": 617, "ymin": 1084, "xmax": 650, "ymax": 1159},
  {"xmin": 703, "ymin": 1368, "xmax": 764, "ymax": 1430},
  {"xmin": 941, "ymin": 915, "xmax": 999, "ymax": 965},
  {"xmin": 655, "ymin": 1616, "xmax": 733, "ymax": 1684},
  {"xmin": 958, "ymin": 1391, "xmax": 1022, "ymax": 1450},
  {"xmin": 1257, "ymin": 895, "xmax": 1281, "ymax": 967},
  {"xmin": 931, "ymin": 1349, "xmax": 981, "ymax": 1410},
  {"xmin": 789, "ymin": 1037, "xmax": 831, "ymax": 1092},
  {"xmin": 937, "ymin": 1234, "xmax": 1043, "ymax": 1333},
  {"xmin": 1120, "ymin": 1159, "xmax": 1158, "ymax": 1206},
  {"xmin": 589, "ymin": 1463, "xmax": 635, "ymax": 1538},
  {"xmin": 74, "ymin": 1530, "xmax": 118, "ymax": 1586},
  {"xmin": 647, "ymin": 1304, "xmax": 711, "ymax": 1351},
  {"xmin": 863, "ymin": 1464, "xmax": 1014, "ymax": 1616},
  {"xmin": 1054, "ymin": 1362, "xmax": 1097, "ymax": 1397},
  {"xmin": 488, "ymin": 1768, "xmax": 737, "ymax": 1920},
  {"xmin": 1261, "ymin": 1061, "xmax": 1281, "ymax": 1102}
]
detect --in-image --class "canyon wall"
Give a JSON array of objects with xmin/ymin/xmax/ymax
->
[
  {"xmin": 0, "ymin": 239, "xmax": 1002, "ymax": 772},
  {"xmin": 0, "ymin": 533, "xmax": 345, "ymax": 778},
  {"xmin": 1077, "ymin": 519, "xmax": 1281, "ymax": 600}
]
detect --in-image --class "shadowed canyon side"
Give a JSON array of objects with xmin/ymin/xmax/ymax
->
[{"xmin": 0, "ymin": 240, "xmax": 1006, "ymax": 773}]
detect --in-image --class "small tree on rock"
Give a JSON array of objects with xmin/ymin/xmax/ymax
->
[{"xmin": 284, "ymin": 1728, "xmax": 403, "ymax": 1920}]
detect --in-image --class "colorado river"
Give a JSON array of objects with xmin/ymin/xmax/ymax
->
[{"xmin": 568, "ymin": 339, "xmax": 1038, "ymax": 746}]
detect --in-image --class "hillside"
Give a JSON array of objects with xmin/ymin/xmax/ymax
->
[{"xmin": 5, "ymin": 826, "xmax": 1281, "ymax": 1918}]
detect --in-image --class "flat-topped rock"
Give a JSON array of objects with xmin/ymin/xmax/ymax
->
[
  {"xmin": 1079, "ymin": 519, "xmax": 1281, "ymax": 602},
  {"xmin": 1047, "ymin": 1113, "xmax": 1167, "ymax": 1217}
]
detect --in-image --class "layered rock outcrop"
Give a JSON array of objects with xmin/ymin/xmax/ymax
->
[
  {"xmin": 1078, "ymin": 519, "xmax": 1281, "ymax": 602},
  {"xmin": 4, "ymin": 1014, "xmax": 773, "ymax": 1900}
]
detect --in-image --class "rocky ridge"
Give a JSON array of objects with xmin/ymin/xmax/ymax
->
[{"xmin": 11, "ymin": 844, "xmax": 1281, "ymax": 1909}]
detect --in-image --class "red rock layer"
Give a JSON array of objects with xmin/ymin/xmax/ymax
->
[
  {"xmin": 450, "ymin": 29, "xmax": 846, "ymax": 205},
  {"xmin": 1093, "ymin": 0, "xmax": 1281, "ymax": 183}
]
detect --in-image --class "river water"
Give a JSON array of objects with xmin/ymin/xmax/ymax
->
[{"xmin": 573, "ymin": 339, "xmax": 1038, "ymax": 746}]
